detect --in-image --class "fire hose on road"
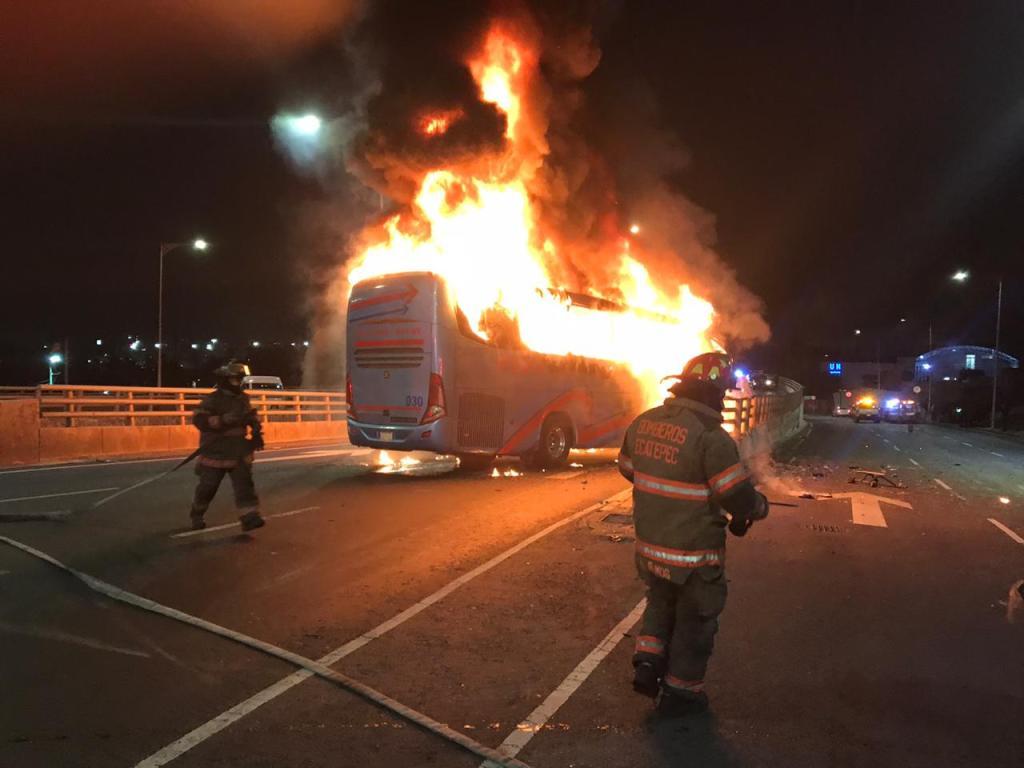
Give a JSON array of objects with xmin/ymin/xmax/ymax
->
[{"xmin": 0, "ymin": 534, "xmax": 533, "ymax": 768}]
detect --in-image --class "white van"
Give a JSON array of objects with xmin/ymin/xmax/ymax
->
[{"xmin": 243, "ymin": 375, "xmax": 284, "ymax": 391}]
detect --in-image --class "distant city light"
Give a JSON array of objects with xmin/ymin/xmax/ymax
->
[
  {"xmin": 998, "ymin": 497, "xmax": 1010, "ymax": 505},
  {"xmin": 629, "ymin": 224, "xmax": 640, "ymax": 235},
  {"xmin": 900, "ymin": 317, "xmax": 907, "ymax": 323},
  {"xmin": 252, "ymin": 341, "xmax": 261, "ymax": 347},
  {"xmin": 210, "ymin": 338, "xmax": 218, "ymax": 344},
  {"xmin": 95, "ymin": 339, "xmax": 103, "ymax": 346},
  {"xmin": 130, "ymin": 340, "xmax": 141, "ymax": 351},
  {"xmin": 952, "ymin": 270, "xmax": 969, "ymax": 282},
  {"xmin": 205, "ymin": 343, "xmax": 213, "ymax": 351},
  {"xmin": 922, "ymin": 363, "xmax": 932, "ymax": 370},
  {"xmin": 191, "ymin": 343, "xmax": 199, "ymax": 350},
  {"xmin": 303, "ymin": 340, "xmax": 310, "ymax": 347},
  {"xmin": 154, "ymin": 343, "xmax": 162, "ymax": 349},
  {"xmin": 854, "ymin": 329, "xmax": 862, "ymax": 335}
]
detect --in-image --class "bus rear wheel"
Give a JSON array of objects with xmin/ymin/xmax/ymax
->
[
  {"xmin": 528, "ymin": 414, "xmax": 573, "ymax": 469},
  {"xmin": 456, "ymin": 453, "xmax": 495, "ymax": 472}
]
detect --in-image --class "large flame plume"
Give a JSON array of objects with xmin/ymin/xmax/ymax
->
[{"xmin": 346, "ymin": 23, "xmax": 718, "ymax": 405}]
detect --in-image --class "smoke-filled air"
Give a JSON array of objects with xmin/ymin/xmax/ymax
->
[{"xmin": 298, "ymin": 0, "xmax": 769, "ymax": 402}]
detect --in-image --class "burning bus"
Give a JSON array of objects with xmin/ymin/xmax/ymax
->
[
  {"xmin": 346, "ymin": 272, "xmax": 645, "ymax": 469},
  {"xmin": 339, "ymin": 20, "xmax": 741, "ymax": 467}
]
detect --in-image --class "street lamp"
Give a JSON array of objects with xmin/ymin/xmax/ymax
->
[
  {"xmin": 950, "ymin": 269, "xmax": 1004, "ymax": 429},
  {"xmin": 47, "ymin": 353, "xmax": 63, "ymax": 385},
  {"xmin": 158, "ymin": 238, "xmax": 209, "ymax": 387}
]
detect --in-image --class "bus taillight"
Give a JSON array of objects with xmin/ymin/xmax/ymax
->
[
  {"xmin": 346, "ymin": 374, "xmax": 357, "ymax": 420},
  {"xmin": 422, "ymin": 373, "xmax": 447, "ymax": 424}
]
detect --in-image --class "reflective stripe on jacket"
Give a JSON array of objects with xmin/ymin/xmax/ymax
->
[{"xmin": 619, "ymin": 396, "xmax": 754, "ymax": 584}]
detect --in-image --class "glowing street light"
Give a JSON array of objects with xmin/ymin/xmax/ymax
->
[
  {"xmin": 158, "ymin": 238, "xmax": 210, "ymax": 387},
  {"xmin": 951, "ymin": 270, "xmax": 969, "ymax": 282},
  {"xmin": 286, "ymin": 113, "xmax": 322, "ymax": 137},
  {"xmin": 854, "ymin": 329, "xmax": 862, "ymax": 335}
]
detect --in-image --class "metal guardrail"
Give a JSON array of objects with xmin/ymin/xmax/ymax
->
[
  {"xmin": 13, "ymin": 385, "xmax": 347, "ymax": 427},
  {"xmin": 723, "ymin": 377, "xmax": 805, "ymax": 438}
]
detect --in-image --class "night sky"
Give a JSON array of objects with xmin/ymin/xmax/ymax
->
[{"xmin": 2, "ymin": 1, "xmax": 1022, "ymax": 385}]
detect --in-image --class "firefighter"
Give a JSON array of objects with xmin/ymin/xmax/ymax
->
[
  {"xmin": 189, "ymin": 361, "xmax": 266, "ymax": 532},
  {"xmin": 618, "ymin": 351, "xmax": 768, "ymax": 715}
]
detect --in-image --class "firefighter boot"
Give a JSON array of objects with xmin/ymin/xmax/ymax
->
[
  {"xmin": 189, "ymin": 511, "xmax": 206, "ymax": 531},
  {"xmin": 239, "ymin": 510, "xmax": 265, "ymax": 532},
  {"xmin": 657, "ymin": 688, "xmax": 709, "ymax": 717},
  {"xmin": 632, "ymin": 661, "xmax": 662, "ymax": 699}
]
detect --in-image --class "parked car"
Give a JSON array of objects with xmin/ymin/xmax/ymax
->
[{"xmin": 883, "ymin": 397, "xmax": 918, "ymax": 423}]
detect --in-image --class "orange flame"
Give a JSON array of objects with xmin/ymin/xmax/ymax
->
[
  {"xmin": 418, "ymin": 108, "xmax": 464, "ymax": 137},
  {"xmin": 348, "ymin": 23, "xmax": 718, "ymax": 406}
]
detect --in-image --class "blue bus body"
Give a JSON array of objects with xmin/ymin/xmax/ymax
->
[{"xmin": 346, "ymin": 272, "xmax": 643, "ymax": 465}]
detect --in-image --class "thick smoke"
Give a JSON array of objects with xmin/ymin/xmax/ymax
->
[{"xmin": 293, "ymin": 0, "xmax": 769, "ymax": 386}]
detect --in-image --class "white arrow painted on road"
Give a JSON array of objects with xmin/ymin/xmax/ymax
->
[{"xmin": 830, "ymin": 492, "xmax": 912, "ymax": 528}]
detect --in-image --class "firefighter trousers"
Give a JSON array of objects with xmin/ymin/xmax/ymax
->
[
  {"xmin": 633, "ymin": 569, "xmax": 727, "ymax": 693},
  {"xmin": 190, "ymin": 461, "xmax": 259, "ymax": 520}
]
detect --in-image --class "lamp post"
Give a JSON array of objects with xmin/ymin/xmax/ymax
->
[
  {"xmin": 158, "ymin": 238, "xmax": 208, "ymax": 387},
  {"xmin": 951, "ymin": 269, "xmax": 1003, "ymax": 429}
]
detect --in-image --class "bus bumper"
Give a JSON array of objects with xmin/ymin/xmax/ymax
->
[{"xmin": 347, "ymin": 417, "xmax": 453, "ymax": 452}]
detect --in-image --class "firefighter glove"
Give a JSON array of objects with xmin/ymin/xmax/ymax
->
[{"xmin": 728, "ymin": 514, "xmax": 753, "ymax": 537}]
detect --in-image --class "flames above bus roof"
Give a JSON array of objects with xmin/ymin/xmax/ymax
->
[{"xmin": 344, "ymin": 6, "xmax": 766, "ymax": 405}]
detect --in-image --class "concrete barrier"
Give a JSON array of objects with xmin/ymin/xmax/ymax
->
[
  {"xmin": 2, "ymin": 420, "xmax": 349, "ymax": 468},
  {"xmin": 0, "ymin": 399, "xmax": 41, "ymax": 466}
]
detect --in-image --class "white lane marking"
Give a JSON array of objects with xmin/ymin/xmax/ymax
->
[
  {"xmin": 934, "ymin": 479, "xmax": 953, "ymax": 491},
  {"xmin": 481, "ymin": 599, "xmax": 647, "ymax": 767},
  {"xmin": 987, "ymin": 518, "xmax": 1024, "ymax": 545},
  {"xmin": 170, "ymin": 506, "xmax": 320, "ymax": 539},
  {"xmin": 962, "ymin": 442, "xmax": 973, "ymax": 447},
  {"xmin": 832, "ymin": 492, "xmax": 911, "ymax": 528},
  {"xmin": 943, "ymin": 436, "xmax": 954, "ymax": 441},
  {"xmin": 546, "ymin": 471, "xmax": 584, "ymax": 480},
  {"xmin": 258, "ymin": 449, "xmax": 367, "ymax": 464},
  {"xmin": 892, "ymin": 445, "xmax": 901, "ymax": 452},
  {"xmin": 0, "ymin": 620, "xmax": 150, "ymax": 658},
  {"xmin": 0, "ymin": 444, "xmax": 353, "ymax": 476},
  {"xmin": 990, "ymin": 451, "xmax": 1004, "ymax": 458},
  {"xmin": 140, "ymin": 489, "xmax": 631, "ymax": 766},
  {"xmin": 882, "ymin": 438, "xmax": 890, "ymax": 444},
  {"xmin": 0, "ymin": 487, "xmax": 119, "ymax": 505},
  {"xmin": 909, "ymin": 458, "xmax": 921, "ymax": 466},
  {"xmin": 0, "ymin": 536, "xmax": 528, "ymax": 768}
]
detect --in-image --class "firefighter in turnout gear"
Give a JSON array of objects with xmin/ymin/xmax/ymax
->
[
  {"xmin": 619, "ymin": 352, "xmax": 768, "ymax": 715},
  {"xmin": 189, "ymin": 362, "xmax": 266, "ymax": 532}
]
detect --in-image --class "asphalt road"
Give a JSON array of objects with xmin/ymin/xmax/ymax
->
[{"xmin": 1, "ymin": 419, "xmax": 1021, "ymax": 768}]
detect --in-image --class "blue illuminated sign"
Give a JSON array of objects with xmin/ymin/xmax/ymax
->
[{"xmin": 827, "ymin": 361, "xmax": 843, "ymax": 376}]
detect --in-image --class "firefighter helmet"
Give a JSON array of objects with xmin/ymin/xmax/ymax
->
[
  {"xmin": 666, "ymin": 352, "xmax": 734, "ymax": 390},
  {"xmin": 214, "ymin": 361, "xmax": 250, "ymax": 379}
]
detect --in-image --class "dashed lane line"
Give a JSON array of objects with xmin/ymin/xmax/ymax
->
[
  {"xmin": 481, "ymin": 599, "xmax": 647, "ymax": 767},
  {"xmin": 893, "ymin": 445, "xmax": 901, "ymax": 452},
  {"xmin": 990, "ymin": 451, "xmax": 1005, "ymax": 458},
  {"xmin": 170, "ymin": 506, "xmax": 320, "ymax": 539},
  {"xmin": 962, "ymin": 442, "xmax": 974, "ymax": 447},
  {"xmin": 0, "ymin": 487, "xmax": 119, "ymax": 505},
  {"xmin": 988, "ymin": 519, "xmax": 1024, "ymax": 545},
  {"xmin": 934, "ymin": 479, "xmax": 953, "ymax": 491},
  {"xmin": 909, "ymin": 458, "xmax": 921, "ymax": 466},
  {"xmin": 140, "ymin": 489, "xmax": 631, "ymax": 766}
]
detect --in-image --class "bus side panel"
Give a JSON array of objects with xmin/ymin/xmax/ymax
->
[{"xmin": 453, "ymin": 343, "xmax": 641, "ymax": 457}]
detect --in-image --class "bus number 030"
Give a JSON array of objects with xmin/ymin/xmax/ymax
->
[{"xmin": 405, "ymin": 395, "xmax": 425, "ymax": 408}]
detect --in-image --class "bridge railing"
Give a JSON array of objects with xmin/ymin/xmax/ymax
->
[
  {"xmin": 723, "ymin": 376, "xmax": 805, "ymax": 442},
  {"xmin": 15, "ymin": 385, "xmax": 346, "ymax": 427}
]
